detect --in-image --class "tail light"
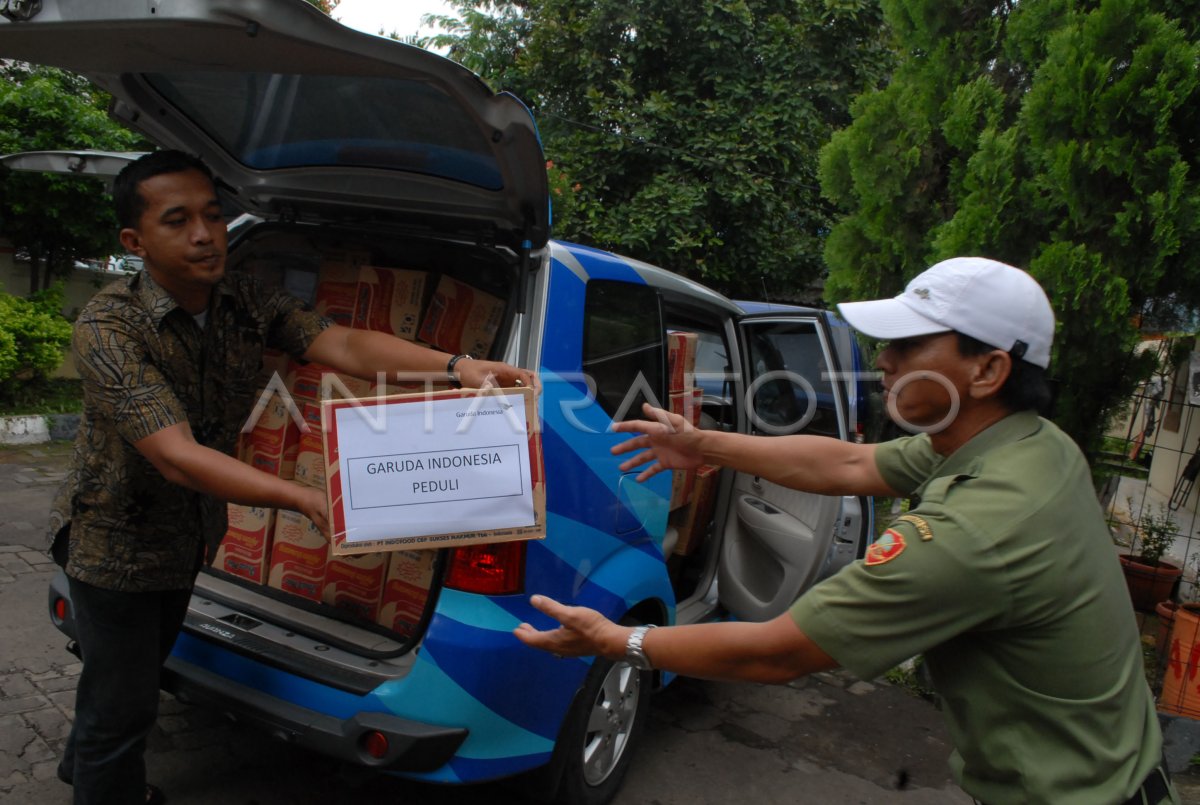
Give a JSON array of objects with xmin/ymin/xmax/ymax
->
[
  {"xmin": 362, "ymin": 731, "xmax": 389, "ymax": 760},
  {"xmin": 445, "ymin": 542, "xmax": 526, "ymax": 595},
  {"xmin": 53, "ymin": 596, "xmax": 68, "ymax": 623}
]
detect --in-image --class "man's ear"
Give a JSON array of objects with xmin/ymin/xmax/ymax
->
[
  {"xmin": 119, "ymin": 227, "xmax": 144, "ymax": 257},
  {"xmin": 969, "ymin": 350, "xmax": 1012, "ymax": 400}
]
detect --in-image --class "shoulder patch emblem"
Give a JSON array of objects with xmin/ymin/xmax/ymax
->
[
  {"xmin": 865, "ymin": 529, "xmax": 907, "ymax": 566},
  {"xmin": 895, "ymin": 514, "xmax": 934, "ymax": 542}
]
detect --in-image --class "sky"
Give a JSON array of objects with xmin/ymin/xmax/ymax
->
[{"xmin": 331, "ymin": 0, "xmax": 458, "ymax": 40}]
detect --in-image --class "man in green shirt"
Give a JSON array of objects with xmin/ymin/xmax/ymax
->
[{"xmin": 514, "ymin": 257, "xmax": 1177, "ymax": 805}]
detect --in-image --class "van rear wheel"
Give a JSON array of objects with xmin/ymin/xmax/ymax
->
[{"xmin": 551, "ymin": 655, "xmax": 651, "ymax": 805}]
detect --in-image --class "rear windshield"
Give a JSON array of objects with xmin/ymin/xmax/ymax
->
[{"xmin": 146, "ymin": 72, "xmax": 502, "ymax": 189}]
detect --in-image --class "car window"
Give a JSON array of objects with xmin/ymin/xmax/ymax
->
[
  {"xmin": 583, "ymin": 281, "xmax": 664, "ymax": 422},
  {"xmin": 744, "ymin": 319, "xmax": 843, "ymax": 438},
  {"xmin": 146, "ymin": 72, "xmax": 502, "ymax": 189}
]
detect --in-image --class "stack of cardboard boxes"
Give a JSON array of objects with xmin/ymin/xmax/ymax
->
[
  {"xmin": 213, "ymin": 256, "xmax": 506, "ymax": 634},
  {"xmin": 665, "ymin": 331, "xmax": 720, "ymax": 556}
]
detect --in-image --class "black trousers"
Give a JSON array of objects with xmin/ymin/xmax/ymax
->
[{"xmin": 57, "ymin": 576, "xmax": 192, "ymax": 805}]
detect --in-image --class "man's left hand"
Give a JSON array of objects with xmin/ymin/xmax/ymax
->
[{"xmin": 514, "ymin": 595, "xmax": 630, "ymax": 660}]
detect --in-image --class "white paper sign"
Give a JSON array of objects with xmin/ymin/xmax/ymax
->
[{"xmin": 333, "ymin": 393, "xmax": 536, "ymax": 544}]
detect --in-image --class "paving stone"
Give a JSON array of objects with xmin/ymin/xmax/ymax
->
[
  {"xmin": 8, "ymin": 523, "xmax": 35, "ymax": 533},
  {"xmin": 18, "ymin": 551, "xmax": 51, "ymax": 564},
  {"xmin": 0, "ymin": 714, "xmax": 29, "ymax": 755},
  {"xmin": 158, "ymin": 715, "xmax": 190, "ymax": 735},
  {"xmin": 847, "ymin": 681, "xmax": 877, "ymax": 696},
  {"xmin": 18, "ymin": 733, "xmax": 56, "ymax": 766},
  {"xmin": 18, "ymin": 658, "xmax": 53, "ymax": 677},
  {"xmin": 0, "ymin": 545, "xmax": 23, "ymax": 553},
  {"xmin": 59, "ymin": 663, "xmax": 82, "ymax": 677},
  {"xmin": 727, "ymin": 710, "xmax": 792, "ymax": 744},
  {"xmin": 22, "ymin": 709, "xmax": 71, "ymax": 743},
  {"xmin": 157, "ymin": 698, "xmax": 191, "ymax": 716},
  {"xmin": 169, "ymin": 725, "xmax": 237, "ymax": 751},
  {"xmin": 0, "ymin": 769, "xmax": 30, "ymax": 787},
  {"xmin": 0, "ymin": 570, "xmax": 16, "ymax": 584},
  {"xmin": 33, "ymin": 676, "xmax": 78, "ymax": 695},
  {"xmin": 0, "ymin": 695, "xmax": 51, "ymax": 716},
  {"xmin": 29, "ymin": 759, "xmax": 61, "ymax": 782},
  {"xmin": 45, "ymin": 690, "xmax": 76, "ymax": 717},
  {"xmin": 0, "ymin": 557, "xmax": 28, "ymax": 573},
  {"xmin": 0, "ymin": 674, "xmax": 36, "ymax": 698}
]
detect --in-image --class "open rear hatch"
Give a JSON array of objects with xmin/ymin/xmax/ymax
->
[{"xmin": 0, "ymin": 0, "xmax": 549, "ymax": 670}]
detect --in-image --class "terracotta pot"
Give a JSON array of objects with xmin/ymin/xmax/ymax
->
[
  {"xmin": 1119, "ymin": 555, "xmax": 1182, "ymax": 612},
  {"xmin": 1159, "ymin": 603, "xmax": 1200, "ymax": 717}
]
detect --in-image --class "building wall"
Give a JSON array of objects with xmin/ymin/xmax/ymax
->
[{"xmin": 1106, "ymin": 336, "xmax": 1200, "ymax": 587}]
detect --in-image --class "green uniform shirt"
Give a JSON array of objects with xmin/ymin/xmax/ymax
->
[{"xmin": 791, "ymin": 411, "xmax": 1174, "ymax": 805}]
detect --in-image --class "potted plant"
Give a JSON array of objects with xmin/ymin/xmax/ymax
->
[
  {"xmin": 1157, "ymin": 553, "xmax": 1200, "ymax": 654},
  {"xmin": 1119, "ymin": 504, "xmax": 1182, "ymax": 612}
]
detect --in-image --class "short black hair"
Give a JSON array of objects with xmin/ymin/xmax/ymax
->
[
  {"xmin": 113, "ymin": 150, "xmax": 215, "ymax": 229},
  {"xmin": 956, "ymin": 333, "xmax": 1053, "ymax": 415}
]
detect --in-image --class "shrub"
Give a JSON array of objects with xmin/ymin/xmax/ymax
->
[
  {"xmin": 1133, "ymin": 505, "xmax": 1178, "ymax": 566},
  {"xmin": 0, "ymin": 284, "xmax": 71, "ymax": 388}
]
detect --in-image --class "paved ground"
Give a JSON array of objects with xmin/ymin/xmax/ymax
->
[{"xmin": 0, "ymin": 440, "xmax": 1196, "ymax": 804}]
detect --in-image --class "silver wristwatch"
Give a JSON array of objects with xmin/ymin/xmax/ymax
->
[{"xmin": 624, "ymin": 624, "xmax": 656, "ymax": 670}]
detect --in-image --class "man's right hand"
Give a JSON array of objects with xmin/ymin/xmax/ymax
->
[
  {"xmin": 292, "ymin": 485, "xmax": 331, "ymax": 537},
  {"xmin": 610, "ymin": 402, "xmax": 706, "ymax": 481}
]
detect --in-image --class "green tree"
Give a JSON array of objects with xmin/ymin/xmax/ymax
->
[
  {"xmin": 0, "ymin": 65, "xmax": 146, "ymax": 294},
  {"xmin": 820, "ymin": 0, "xmax": 1200, "ymax": 455},
  {"xmin": 427, "ymin": 0, "xmax": 894, "ymax": 298},
  {"xmin": 303, "ymin": 0, "xmax": 341, "ymax": 14}
]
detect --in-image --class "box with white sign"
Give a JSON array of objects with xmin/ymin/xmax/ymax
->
[{"xmin": 322, "ymin": 386, "xmax": 544, "ymax": 554}]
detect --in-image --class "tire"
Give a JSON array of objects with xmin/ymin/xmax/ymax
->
[{"xmin": 547, "ymin": 655, "xmax": 652, "ymax": 805}]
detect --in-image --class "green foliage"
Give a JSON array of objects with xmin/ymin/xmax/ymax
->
[
  {"xmin": 820, "ymin": 0, "xmax": 1200, "ymax": 455},
  {"xmin": 426, "ymin": 0, "xmax": 895, "ymax": 298},
  {"xmin": 1132, "ymin": 503, "xmax": 1178, "ymax": 565},
  {"xmin": 302, "ymin": 0, "xmax": 340, "ymax": 13},
  {"xmin": 0, "ymin": 378, "xmax": 82, "ymax": 417},
  {"xmin": 0, "ymin": 284, "xmax": 72, "ymax": 388},
  {"xmin": 0, "ymin": 66, "xmax": 147, "ymax": 293}
]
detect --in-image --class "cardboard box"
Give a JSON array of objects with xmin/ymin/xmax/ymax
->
[
  {"xmin": 377, "ymin": 550, "xmax": 437, "ymax": 636},
  {"xmin": 669, "ymin": 388, "xmax": 703, "ymax": 428},
  {"xmin": 323, "ymin": 386, "xmax": 545, "ymax": 554},
  {"xmin": 353, "ymin": 266, "xmax": 427, "ymax": 340},
  {"xmin": 669, "ymin": 468, "xmax": 695, "ymax": 511},
  {"xmin": 214, "ymin": 504, "xmax": 276, "ymax": 583},
  {"xmin": 669, "ymin": 464, "xmax": 719, "ymax": 556},
  {"xmin": 286, "ymin": 361, "xmax": 373, "ymax": 405},
  {"xmin": 268, "ymin": 507, "xmax": 329, "ymax": 602},
  {"xmin": 417, "ymin": 276, "xmax": 505, "ymax": 358},
  {"xmin": 667, "ymin": 331, "xmax": 699, "ymax": 392},
  {"xmin": 322, "ymin": 552, "xmax": 388, "ymax": 622},
  {"xmin": 293, "ymin": 427, "xmax": 326, "ymax": 490},
  {"xmin": 313, "ymin": 260, "xmax": 361, "ymax": 327},
  {"xmin": 238, "ymin": 395, "xmax": 301, "ymax": 479}
]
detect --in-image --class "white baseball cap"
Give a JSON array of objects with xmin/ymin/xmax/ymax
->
[{"xmin": 836, "ymin": 257, "xmax": 1056, "ymax": 369}]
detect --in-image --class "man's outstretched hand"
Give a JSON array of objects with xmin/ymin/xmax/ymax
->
[
  {"xmin": 513, "ymin": 595, "xmax": 631, "ymax": 660},
  {"xmin": 610, "ymin": 402, "xmax": 706, "ymax": 481}
]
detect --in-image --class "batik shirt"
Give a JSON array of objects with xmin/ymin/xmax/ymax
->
[{"xmin": 47, "ymin": 269, "xmax": 330, "ymax": 592}]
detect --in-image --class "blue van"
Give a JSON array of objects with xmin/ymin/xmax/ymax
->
[{"xmin": 1, "ymin": 2, "xmax": 875, "ymax": 802}]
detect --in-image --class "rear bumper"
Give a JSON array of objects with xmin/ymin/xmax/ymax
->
[
  {"xmin": 47, "ymin": 570, "xmax": 468, "ymax": 773},
  {"xmin": 161, "ymin": 653, "xmax": 467, "ymax": 772}
]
